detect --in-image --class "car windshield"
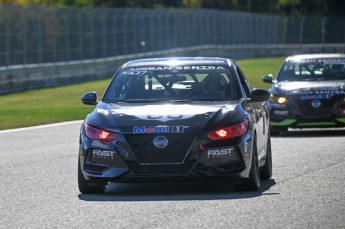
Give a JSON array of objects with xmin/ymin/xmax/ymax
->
[
  {"xmin": 103, "ymin": 65, "xmax": 241, "ymax": 103},
  {"xmin": 277, "ymin": 58, "xmax": 345, "ymax": 82}
]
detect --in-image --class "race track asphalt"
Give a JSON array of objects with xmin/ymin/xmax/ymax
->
[{"xmin": 0, "ymin": 122, "xmax": 344, "ymax": 228}]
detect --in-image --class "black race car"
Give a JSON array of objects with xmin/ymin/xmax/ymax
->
[
  {"xmin": 78, "ymin": 57, "xmax": 272, "ymax": 194},
  {"xmin": 263, "ymin": 54, "xmax": 345, "ymax": 134}
]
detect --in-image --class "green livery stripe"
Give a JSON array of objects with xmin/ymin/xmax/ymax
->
[
  {"xmin": 297, "ymin": 122, "xmax": 336, "ymax": 127},
  {"xmin": 336, "ymin": 118, "xmax": 345, "ymax": 124},
  {"xmin": 272, "ymin": 118, "xmax": 345, "ymax": 127},
  {"xmin": 271, "ymin": 119, "xmax": 296, "ymax": 126}
]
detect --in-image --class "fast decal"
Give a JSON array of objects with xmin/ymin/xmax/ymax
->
[
  {"xmin": 133, "ymin": 125, "xmax": 189, "ymax": 134},
  {"xmin": 92, "ymin": 150, "xmax": 116, "ymax": 159},
  {"xmin": 274, "ymin": 110, "xmax": 289, "ymax": 116},
  {"xmin": 207, "ymin": 148, "xmax": 233, "ymax": 159}
]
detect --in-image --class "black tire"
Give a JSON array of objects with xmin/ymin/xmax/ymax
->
[
  {"xmin": 260, "ymin": 134, "xmax": 272, "ymax": 179},
  {"xmin": 78, "ymin": 159, "xmax": 106, "ymax": 194},
  {"xmin": 270, "ymin": 129, "xmax": 280, "ymax": 136},
  {"xmin": 234, "ymin": 138, "xmax": 260, "ymax": 191},
  {"xmin": 271, "ymin": 127, "xmax": 288, "ymax": 136}
]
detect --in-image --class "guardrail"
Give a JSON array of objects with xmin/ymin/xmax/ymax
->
[{"xmin": 1, "ymin": 44, "xmax": 344, "ymax": 95}]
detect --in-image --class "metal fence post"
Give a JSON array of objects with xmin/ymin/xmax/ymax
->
[
  {"xmin": 283, "ymin": 17, "xmax": 288, "ymax": 44},
  {"xmin": 299, "ymin": 16, "xmax": 305, "ymax": 44},
  {"xmin": 78, "ymin": 9, "xmax": 84, "ymax": 60},
  {"xmin": 22, "ymin": 8, "xmax": 28, "ymax": 66},
  {"xmin": 90, "ymin": 9, "xmax": 96, "ymax": 58},
  {"xmin": 1, "ymin": 4, "xmax": 345, "ymax": 69},
  {"xmin": 37, "ymin": 13, "xmax": 43, "ymax": 64},
  {"xmin": 5, "ymin": 8, "xmax": 10, "ymax": 67},
  {"xmin": 123, "ymin": 10, "xmax": 128, "ymax": 54},
  {"xmin": 112, "ymin": 11, "xmax": 118, "ymax": 55},
  {"xmin": 322, "ymin": 17, "xmax": 326, "ymax": 44},
  {"xmin": 52, "ymin": 8, "xmax": 58, "ymax": 63}
]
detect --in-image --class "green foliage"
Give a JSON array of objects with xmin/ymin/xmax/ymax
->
[
  {"xmin": 237, "ymin": 57, "xmax": 285, "ymax": 89},
  {"xmin": 277, "ymin": 0, "xmax": 329, "ymax": 16},
  {"xmin": 0, "ymin": 79, "xmax": 109, "ymax": 130},
  {"xmin": 1, "ymin": 0, "xmax": 343, "ymax": 16},
  {"xmin": 0, "ymin": 57, "xmax": 284, "ymax": 130},
  {"xmin": 54, "ymin": 0, "xmax": 93, "ymax": 7}
]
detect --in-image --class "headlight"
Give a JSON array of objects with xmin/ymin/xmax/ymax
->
[
  {"xmin": 84, "ymin": 123, "xmax": 117, "ymax": 142},
  {"xmin": 208, "ymin": 119, "xmax": 248, "ymax": 140},
  {"xmin": 270, "ymin": 94, "xmax": 288, "ymax": 104}
]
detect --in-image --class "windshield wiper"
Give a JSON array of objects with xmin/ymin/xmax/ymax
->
[
  {"xmin": 300, "ymin": 78, "xmax": 321, "ymax": 81},
  {"xmin": 191, "ymin": 98, "xmax": 225, "ymax": 101},
  {"xmin": 107, "ymin": 100, "xmax": 127, "ymax": 104},
  {"xmin": 168, "ymin": 99, "xmax": 190, "ymax": 102}
]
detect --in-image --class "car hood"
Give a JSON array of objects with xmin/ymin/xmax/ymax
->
[
  {"xmin": 271, "ymin": 80, "xmax": 345, "ymax": 96},
  {"xmin": 85, "ymin": 101, "xmax": 246, "ymax": 134}
]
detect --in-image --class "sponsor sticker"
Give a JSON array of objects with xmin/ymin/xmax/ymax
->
[
  {"xmin": 207, "ymin": 148, "xmax": 233, "ymax": 159},
  {"xmin": 274, "ymin": 110, "xmax": 289, "ymax": 116},
  {"xmin": 123, "ymin": 66, "xmax": 226, "ymax": 73},
  {"xmin": 290, "ymin": 88, "xmax": 345, "ymax": 96},
  {"xmin": 299, "ymin": 58, "xmax": 345, "ymax": 64},
  {"xmin": 300, "ymin": 94, "xmax": 332, "ymax": 100},
  {"xmin": 133, "ymin": 125, "xmax": 189, "ymax": 134},
  {"xmin": 92, "ymin": 150, "xmax": 116, "ymax": 159}
]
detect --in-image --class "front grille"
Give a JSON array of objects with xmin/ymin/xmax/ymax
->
[
  {"xmin": 125, "ymin": 133, "xmax": 196, "ymax": 164},
  {"xmin": 295, "ymin": 99, "xmax": 335, "ymax": 117}
]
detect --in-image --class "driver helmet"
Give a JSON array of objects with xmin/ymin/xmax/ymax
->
[{"xmin": 203, "ymin": 72, "xmax": 227, "ymax": 92}]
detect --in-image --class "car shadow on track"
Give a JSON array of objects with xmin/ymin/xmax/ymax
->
[
  {"xmin": 272, "ymin": 128, "xmax": 345, "ymax": 138},
  {"xmin": 78, "ymin": 179, "xmax": 277, "ymax": 202}
]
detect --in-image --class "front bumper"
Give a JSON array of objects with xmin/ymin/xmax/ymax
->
[
  {"xmin": 79, "ymin": 131, "xmax": 253, "ymax": 183},
  {"xmin": 269, "ymin": 99, "xmax": 345, "ymax": 129}
]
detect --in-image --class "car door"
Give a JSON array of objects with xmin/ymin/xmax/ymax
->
[{"xmin": 236, "ymin": 65, "xmax": 267, "ymax": 160}]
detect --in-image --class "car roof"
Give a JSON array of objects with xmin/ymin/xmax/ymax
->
[
  {"xmin": 122, "ymin": 57, "xmax": 233, "ymax": 68},
  {"xmin": 285, "ymin": 53, "xmax": 345, "ymax": 62}
]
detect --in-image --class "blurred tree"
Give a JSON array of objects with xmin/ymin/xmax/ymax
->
[
  {"xmin": 0, "ymin": 0, "xmax": 92, "ymax": 6},
  {"xmin": 54, "ymin": 0, "xmax": 92, "ymax": 7},
  {"xmin": 253, "ymin": 0, "xmax": 343, "ymax": 16},
  {"xmin": 327, "ymin": 0, "xmax": 345, "ymax": 16},
  {"xmin": 1, "ymin": 0, "xmax": 344, "ymax": 16},
  {"xmin": 275, "ymin": 0, "xmax": 344, "ymax": 16},
  {"xmin": 182, "ymin": 0, "xmax": 202, "ymax": 8}
]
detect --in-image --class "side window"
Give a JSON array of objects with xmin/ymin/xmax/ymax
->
[{"xmin": 236, "ymin": 65, "xmax": 251, "ymax": 97}]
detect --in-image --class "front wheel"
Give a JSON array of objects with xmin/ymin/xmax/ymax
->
[
  {"xmin": 234, "ymin": 139, "xmax": 260, "ymax": 191},
  {"xmin": 78, "ymin": 159, "xmax": 106, "ymax": 194}
]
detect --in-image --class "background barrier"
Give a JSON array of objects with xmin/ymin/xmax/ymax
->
[
  {"xmin": 1, "ymin": 4, "xmax": 344, "ymax": 94},
  {"xmin": 1, "ymin": 44, "xmax": 344, "ymax": 94}
]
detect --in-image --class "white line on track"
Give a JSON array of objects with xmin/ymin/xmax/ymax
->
[{"xmin": 0, "ymin": 120, "xmax": 83, "ymax": 134}]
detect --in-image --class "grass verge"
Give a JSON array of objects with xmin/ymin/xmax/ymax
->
[{"xmin": 0, "ymin": 56, "xmax": 284, "ymax": 130}]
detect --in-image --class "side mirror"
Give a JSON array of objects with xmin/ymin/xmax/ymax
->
[
  {"xmin": 249, "ymin": 88, "xmax": 270, "ymax": 102},
  {"xmin": 262, "ymin": 74, "xmax": 273, "ymax": 84},
  {"xmin": 81, "ymin": 91, "xmax": 98, "ymax": 105}
]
